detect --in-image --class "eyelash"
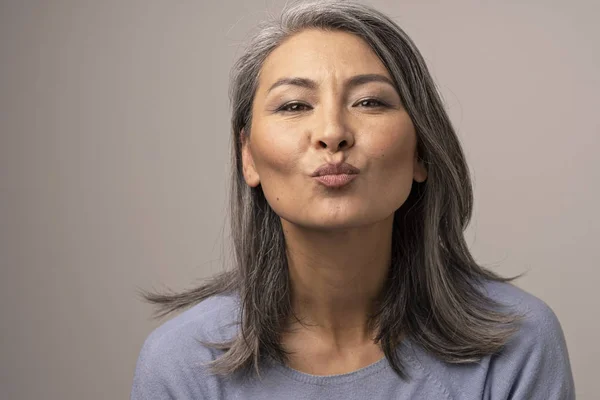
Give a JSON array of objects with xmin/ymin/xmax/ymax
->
[{"xmin": 276, "ymin": 98, "xmax": 388, "ymax": 113}]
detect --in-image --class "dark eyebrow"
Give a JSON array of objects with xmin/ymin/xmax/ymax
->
[{"xmin": 266, "ymin": 74, "xmax": 396, "ymax": 94}]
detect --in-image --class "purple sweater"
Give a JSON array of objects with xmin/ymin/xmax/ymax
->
[{"xmin": 131, "ymin": 280, "xmax": 575, "ymax": 399}]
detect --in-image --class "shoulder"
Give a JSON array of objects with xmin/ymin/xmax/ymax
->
[
  {"xmin": 480, "ymin": 279, "xmax": 559, "ymax": 329},
  {"xmin": 146, "ymin": 292, "xmax": 241, "ymax": 346},
  {"xmin": 479, "ymin": 279, "xmax": 571, "ymax": 355},
  {"xmin": 139, "ymin": 292, "xmax": 240, "ymax": 365},
  {"xmin": 479, "ymin": 280, "xmax": 575, "ymax": 399},
  {"xmin": 406, "ymin": 280, "xmax": 575, "ymax": 399},
  {"xmin": 131, "ymin": 293, "xmax": 241, "ymax": 399}
]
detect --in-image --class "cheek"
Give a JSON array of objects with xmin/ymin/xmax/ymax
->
[
  {"xmin": 249, "ymin": 124, "xmax": 307, "ymax": 212},
  {"xmin": 365, "ymin": 122, "xmax": 417, "ymax": 174},
  {"xmin": 362, "ymin": 122, "xmax": 418, "ymax": 210},
  {"xmin": 251, "ymin": 125, "xmax": 303, "ymax": 177}
]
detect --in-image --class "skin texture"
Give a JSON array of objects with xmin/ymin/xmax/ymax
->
[{"xmin": 241, "ymin": 29, "xmax": 427, "ymax": 375}]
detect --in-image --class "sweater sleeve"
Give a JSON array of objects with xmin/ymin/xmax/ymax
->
[
  {"xmin": 130, "ymin": 296, "xmax": 240, "ymax": 400},
  {"xmin": 130, "ymin": 333, "xmax": 176, "ymax": 400},
  {"xmin": 484, "ymin": 297, "xmax": 575, "ymax": 400},
  {"xmin": 130, "ymin": 325, "xmax": 223, "ymax": 400}
]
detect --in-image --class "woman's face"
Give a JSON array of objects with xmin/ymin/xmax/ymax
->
[{"xmin": 242, "ymin": 29, "xmax": 427, "ymax": 230}]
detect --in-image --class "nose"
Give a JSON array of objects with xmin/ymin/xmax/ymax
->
[{"xmin": 312, "ymin": 103, "xmax": 355, "ymax": 153}]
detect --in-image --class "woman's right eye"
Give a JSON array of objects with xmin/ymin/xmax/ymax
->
[{"xmin": 277, "ymin": 102, "xmax": 311, "ymax": 113}]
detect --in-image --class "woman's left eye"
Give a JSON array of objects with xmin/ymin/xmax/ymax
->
[{"xmin": 355, "ymin": 98, "xmax": 386, "ymax": 108}]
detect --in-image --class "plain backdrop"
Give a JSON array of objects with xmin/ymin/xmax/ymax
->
[{"xmin": 1, "ymin": 0, "xmax": 598, "ymax": 399}]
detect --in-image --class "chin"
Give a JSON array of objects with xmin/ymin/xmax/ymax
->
[
  {"xmin": 305, "ymin": 219, "xmax": 367, "ymax": 232},
  {"xmin": 273, "ymin": 198, "xmax": 401, "ymax": 232},
  {"xmin": 282, "ymin": 211, "xmax": 388, "ymax": 232}
]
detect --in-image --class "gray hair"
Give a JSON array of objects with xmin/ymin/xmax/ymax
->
[{"xmin": 140, "ymin": 0, "xmax": 524, "ymax": 380}]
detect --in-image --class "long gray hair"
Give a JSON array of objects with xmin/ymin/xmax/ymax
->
[{"xmin": 140, "ymin": 0, "xmax": 523, "ymax": 380}]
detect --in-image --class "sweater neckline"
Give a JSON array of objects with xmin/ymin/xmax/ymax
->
[{"xmin": 266, "ymin": 338, "xmax": 414, "ymax": 386}]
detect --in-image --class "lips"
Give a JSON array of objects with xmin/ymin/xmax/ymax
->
[
  {"xmin": 311, "ymin": 162, "xmax": 360, "ymax": 177},
  {"xmin": 311, "ymin": 162, "xmax": 360, "ymax": 188},
  {"xmin": 314, "ymin": 174, "xmax": 357, "ymax": 187}
]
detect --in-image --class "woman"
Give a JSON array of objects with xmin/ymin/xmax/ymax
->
[{"xmin": 131, "ymin": 1, "xmax": 575, "ymax": 399}]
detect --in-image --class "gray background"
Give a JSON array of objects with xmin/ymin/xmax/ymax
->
[{"xmin": 1, "ymin": 0, "xmax": 597, "ymax": 399}]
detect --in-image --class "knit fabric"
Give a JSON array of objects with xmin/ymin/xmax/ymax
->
[{"xmin": 131, "ymin": 280, "xmax": 575, "ymax": 399}]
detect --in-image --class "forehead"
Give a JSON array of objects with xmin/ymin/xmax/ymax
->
[{"xmin": 258, "ymin": 29, "xmax": 391, "ymax": 88}]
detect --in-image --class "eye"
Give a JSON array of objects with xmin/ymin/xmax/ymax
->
[
  {"xmin": 277, "ymin": 102, "xmax": 312, "ymax": 113},
  {"xmin": 355, "ymin": 98, "xmax": 387, "ymax": 108}
]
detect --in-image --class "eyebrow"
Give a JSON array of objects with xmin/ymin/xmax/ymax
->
[{"xmin": 266, "ymin": 74, "xmax": 396, "ymax": 94}]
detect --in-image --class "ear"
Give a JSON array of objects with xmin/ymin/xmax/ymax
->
[
  {"xmin": 413, "ymin": 151, "xmax": 428, "ymax": 183},
  {"xmin": 240, "ymin": 128, "xmax": 260, "ymax": 187}
]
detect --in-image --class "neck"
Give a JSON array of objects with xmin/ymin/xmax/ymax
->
[{"xmin": 281, "ymin": 214, "xmax": 394, "ymax": 348}]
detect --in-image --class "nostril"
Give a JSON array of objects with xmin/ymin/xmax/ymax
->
[{"xmin": 318, "ymin": 140, "xmax": 347, "ymax": 150}]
